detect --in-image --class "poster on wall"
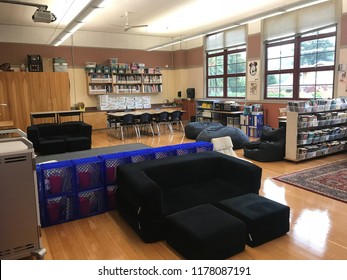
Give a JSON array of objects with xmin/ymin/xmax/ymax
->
[
  {"xmin": 248, "ymin": 60, "xmax": 260, "ymax": 81},
  {"xmin": 247, "ymin": 60, "xmax": 260, "ymax": 96}
]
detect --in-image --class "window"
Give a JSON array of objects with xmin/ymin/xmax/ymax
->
[
  {"xmin": 206, "ymin": 47, "xmax": 246, "ymax": 98},
  {"xmin": 205, "ymin": 26, "xmax": 246, "ymax": 99},
  {"xmin": 265, "ymin": 26, "xmax": 336, "ymax": 99}
]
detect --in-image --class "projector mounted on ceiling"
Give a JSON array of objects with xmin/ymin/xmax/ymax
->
[
  {"xmin": 32, "ymin": 9, "xmax": 57, "ymax": 23},
  {"xmin": 0, "ymin": 0, "xmax": 56, "ymax": 23}
]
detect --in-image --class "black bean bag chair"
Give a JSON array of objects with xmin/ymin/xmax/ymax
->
[
  {"xmin": 196, "ymin": 125, "xmax": 249, "ymax": 149},
  {"xmin": 243, "ymin": 126, "xmax": 286, "ymax": 162},
  {"xmin": 184, "ymin": 122, "xmax": 223, "ymax": 139}
]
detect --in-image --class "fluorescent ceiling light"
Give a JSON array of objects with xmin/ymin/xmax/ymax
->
[
  {"xmin": 51, "ymin": 0, "xmax": 108, "ymax": 46},
  {"xmin": 146, "ymin": 0, "xmax": 329, "ymax": 51},
  {"xmin": 285, "ymin": 0, "xmax": 329, "ymax": 12}
]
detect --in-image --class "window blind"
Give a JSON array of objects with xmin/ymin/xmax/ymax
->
[
  {"xmin": 264, "ymin": 0, "xmax": 337, "ymax": 40},
  {"xmin": 205, "ymin": 26, "xmax": 246, "ymax": 51}
]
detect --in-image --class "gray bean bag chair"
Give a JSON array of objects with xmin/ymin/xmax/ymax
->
[
  {"xmin": 196, "ymin": 126, "xmax": 249, "ymax": 149},
  {"xmin": 243, "ymin": 126, "xmax": 286, "ymax": 162},
  {"xmin": 184, "ymin": 122, "xmax": 223, "ymax": 140}
]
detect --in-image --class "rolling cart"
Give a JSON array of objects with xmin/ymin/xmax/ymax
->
[{"xmin": 0, "ymin": 129, "xmax": 46, "ymax": 259}]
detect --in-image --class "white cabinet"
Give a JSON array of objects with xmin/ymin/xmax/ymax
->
[
  {"xmin": 0, "ymin": 131, "xmax": 46, "ymax": 259},
  {"xmin": 285, "ymin": 109, "xmax": 347, "ymax": 162}
]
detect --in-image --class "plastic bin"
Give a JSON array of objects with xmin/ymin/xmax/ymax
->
[
  {"xmin": 76, "ymin": 188, "xmax": 106, "ymax": 219},
  {"xmin": 72, "ymin": 157, "xmax": 104, "ymax": 191},
  {"xmin": 153, "ymin": 146, "xmax": 177, "ymax": 159},
  {"xmin": 99, "ymin": 152, "xmax": 131, "ymax": 186},
  {"xmin": 43, "ymin": 194, "xmax": 75, "ymax": 227},
  {"xmin": 128, "ymin": 149, "xmax": 155, "ymax": 163},
  {"xmin": 38, "ymin": 161, "xmax": 74, "ymax": 198}
]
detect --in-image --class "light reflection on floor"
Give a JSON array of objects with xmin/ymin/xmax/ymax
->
[
  {"xmin": 292, "ymin": 209, "xmax": 331, "ymax": 255},
  {"xmin": 262, "ymin": 178, "xmax": 288, "ymax": 205},
  {"xmin": 262, "ymin": 178, "xmax": 331, "ymax": 256}
]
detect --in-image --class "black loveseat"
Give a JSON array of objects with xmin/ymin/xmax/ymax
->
[
  {"xmin": 27, "ymin": 122, "xmax": 92, "ymax": 155},
  {"xmin": 116, "ymin": 151, "xmax": 262, "ymax": 243}
]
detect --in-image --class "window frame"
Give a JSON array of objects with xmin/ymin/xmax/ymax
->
[
  {"xmin": 206, "ymin": 46, "xmax": 247, "ymax": 99},
  {"xmin": 264, "ymin": 25, "xmax": 337, "ymax": 100}
]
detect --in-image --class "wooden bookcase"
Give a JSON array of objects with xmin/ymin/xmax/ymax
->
[{"xmin": 87, "ymin": 73, "xmax": 162, "ymax": 95}]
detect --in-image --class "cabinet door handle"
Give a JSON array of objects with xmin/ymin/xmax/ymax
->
[{"xmin": 0, "ymin": 103, "xmax": 8, "ymax": 106}]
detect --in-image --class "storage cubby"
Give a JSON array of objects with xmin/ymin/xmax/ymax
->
[
  {"xmin": 195, "ymin": 99, "xmax": 215, "ymax": 122},
  {"xmin": 106, "ymin": 185, "xmax": 117, "ymax": 210},
  {"xmin": 128, "ymin": 149, "xmax": 156, "ymax": 163},
  {"xmin": 240, "ymin": 112, "xmax": 264, "ymax": 137},
  {"xmin": 43, "ymin": 194, "xmax": 75, "ymax": 226},
  {"xmin": 153, "ymin": 146, "xmax": 177, "ymax": 159},
  {"xmin": 99, "ymin": 152, "xmax": 131, "ymax": 186},
  {"xmin": 76, "ymin": 188, "xmax": 106, "ymax": 219},
  {"xmin": 38, "ymin": 161, "xmax": 75, "ymax": 198},
  {"xmin": 72, "ymin": 157, "xmax": 104, "ymax": 191}
]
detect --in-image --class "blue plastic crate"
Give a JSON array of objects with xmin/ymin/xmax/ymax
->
[
  {"xmin": 128, "ymin": 148, "xmax": 155, "ymax": 163},
  {"xmin": 43, "ymin": 194, "xmax": 75, "ymax": 227},
  {"xmin": 194, "ymin": 141, "xmax": 214, "ymax": 153},
  {"xmin": 36, "ymin": 164, "xmax": 44, "ymax": 201},
  {"xmin": 99, "ymin": 152, "xmax": 131, "ymax": 186},
  {"xmin": 172, "ymin": 143, "xmax": 197, "ymax": 156},
  {"xmin": 76, "ymin": 187, "xmax": 106, "ymax": 219},
  {"xmin": 72, "ymin": 157, "xmax": 104, "ymax": 191},
  {"xmin": 38, "ymin": 161, "xmax": 75, "ymax": 198},
  {"xmin": 106, "ymin": 185, "xmax": 118, "ymax": 210},
  {"xmin": 153, "ymin": 146, "xmax": 177, "ymax": 159}
]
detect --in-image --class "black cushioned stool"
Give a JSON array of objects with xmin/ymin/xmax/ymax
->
[
  {"xmin": 216, "ymin": 193, "xmax": 290, "ymax": 247},
  {"xmin": 166, "ymin": 204, "xmax": 247, "ymax": 259}
]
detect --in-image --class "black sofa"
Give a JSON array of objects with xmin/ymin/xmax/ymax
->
[
  {"xmin": 116, "ymin": 151, "xmax": 262, "ymax": 243},
  {"xmin": 27, "ymin": 122, "xmax": 92, "ymax": 155}
]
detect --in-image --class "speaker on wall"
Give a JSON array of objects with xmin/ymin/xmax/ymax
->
[
  {"xmin": 177, "ymin": 91, "xmax": 182, "ymax": 98},
  {"xmin": 186, "ymin": 88, "xmax": 195, "ymax": 99}
]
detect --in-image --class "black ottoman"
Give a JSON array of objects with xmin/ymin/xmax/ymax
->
[
  {"xmin": 216, "ymin": 193, "xmax": 290, "ymax": 247},
  {"xmin": 166, "ymin": 204, "xmax": 247, "ymax": 259},
  {"xmin": 184, "ymin": 122, "xmax": 223, "ymax": 139}
]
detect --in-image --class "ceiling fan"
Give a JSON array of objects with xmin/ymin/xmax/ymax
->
[{"xmin": 114, "ymin": 11, "xmax": 148, "ymax": 31}]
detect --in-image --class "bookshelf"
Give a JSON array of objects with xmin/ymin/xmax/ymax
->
[{"xmin": 240, "ymin": 112, "xmax": 264, "ymax": 137}]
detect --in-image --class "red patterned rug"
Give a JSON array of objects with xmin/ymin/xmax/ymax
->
[{"xmin": 274, "ymin": 159, "xmax": 347, "ymax": 203}]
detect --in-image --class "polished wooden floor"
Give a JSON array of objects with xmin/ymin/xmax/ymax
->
[{"xmin": 41, "ymin": 128, "xmax": 347, "ymax": 260}]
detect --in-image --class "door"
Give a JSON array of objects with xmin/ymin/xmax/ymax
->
[{"xmin": 0, "ymin": 73, "xmax": 14, "ymax": 128}]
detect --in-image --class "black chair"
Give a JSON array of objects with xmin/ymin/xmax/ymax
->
[
  {"xmin": 136, "ymin": 113, "xmax": 154, "ymax": 137},
  {"xmin": 107, "ymin": 114, "xmax": 118, "ymax": 136},
  {"xmin": 119, "ymin": 114, "xmax": 139, "ymax": 140},
  {"xmin": 170, "ymin": 110, "xmax": 185, "ymax": 134},
  {"xmin": 153, "ymin": 111, "xmax": 173, "ymax": 136}
]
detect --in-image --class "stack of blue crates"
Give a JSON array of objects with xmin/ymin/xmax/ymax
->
[
  {"xmin": 72, "ymin": 157, "xmax": 105, "ymax": 219},
  {"xmin": 37, "ymin": 142, "xmax": 213, "ymax": 226},
  {"xmin": 37, "ymin": 161, "xmax": 75, "ymax": 227},
  {"xmin": 98, "ymin": 152, "xmax": 131, "ymax": 210}
]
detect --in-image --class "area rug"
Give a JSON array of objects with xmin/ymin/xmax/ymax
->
[
  {"xmin": 274, "ymin": 159, "xmax": 347, "ymax": 203},
  {"xmin": 36, "ymin": 143, "xmax": 150, "ymax": 163}
]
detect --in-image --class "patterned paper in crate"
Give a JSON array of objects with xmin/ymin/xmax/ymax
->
[
  {"xmin": 72, "ymin": 157, "xmax": 104, "ymax": 191},
  {"xmin": 99, "ymin": 152, "xmax": 131, "ymax": 186},
  {"xmin": 39, "ymin": 161, "xmax": 74, "ymax": 198},
  {"xmin": 77, "ymin": 188, "xmax": 106, "ymax": 219},
  {"xmin": 43, "ymin": 194, "xmax": 75, "ymax": 227}
]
